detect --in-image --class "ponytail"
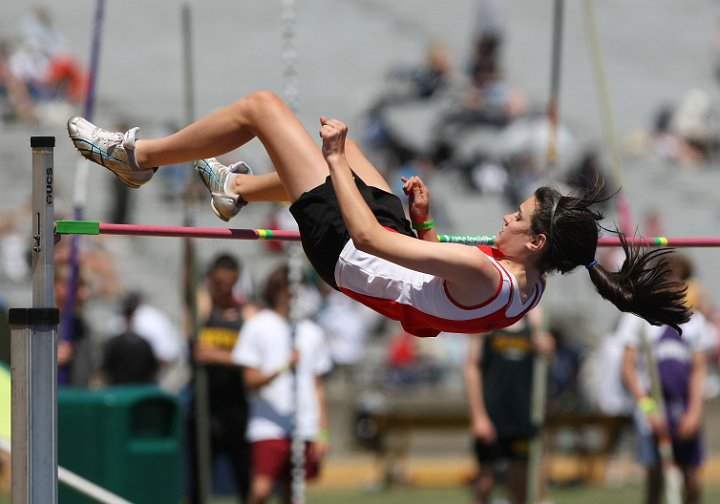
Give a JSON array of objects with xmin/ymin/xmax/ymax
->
[
  {"xmin": 587, "ymin": 232, "xmax": 690, "ymax": 333},
  {"xmin": 533, "ymin": 182, "xmax": 691, "ymax": 333}
]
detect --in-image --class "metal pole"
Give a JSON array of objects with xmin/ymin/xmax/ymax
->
[
  {"xmin": 288, "ymin": 247, "xmax": 306, "ymax": 504},
  {"xmin": 526, "ymin": 355, "xmax": 549, "ymax": 503},
  {"xmin": 640, "ymin": 327, "xmax": 682, "ymax": 504},
  {"xmin": 182, "ymin": 0, "xmax": 196, "ymax": 127},
  {"xmin": 61, "ymin": 0, "xmax": 107, "ymax": 385},
  {"xmin": 281, "ymin": 0, "xmax": 306, "ymax": 501},
  {"xmin": 529, "ymin": 4, "xmax": 564, "ymax": 497},
  {"xmin": 583, "ymin": 0, "xmax": 633, "ymax": 234},
  {"xmin": 545, "ymin": 0, "xmax": 564, "ymax": 170},
  {"xmin": 31, "ymin": 137, "xmax": 56, "ymax": 308},
  {"xmin": 179, "ymin": 2, "xmax": 212, "ymax": 501},
  {"xmin": 10, "ymin": 136, "xmax": 60, "ymax": 504}
]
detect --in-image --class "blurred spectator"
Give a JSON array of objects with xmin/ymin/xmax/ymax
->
[
  {"xmin": 55, "ymin": 263, "xmax": 97, "ymax": 387},
  {"xmin": 581, "ymin": 329, "xmax": 635, "ymax": 417},
  {"xmin": 0, "ymin": 205, "xmax": 31, "ymax": 282},
  {"xmin": 54, "ymin": 233, "xmax": 124, "ymax": 300},
  {"xmin": 232, "ymin": 264, "xmax": 332, "ymax": 504},
  {"xmin": 471, "ymin": 0, "xmax": 506, "ymax": 53},
  {"xmin": 669, "ymin": 89, "xmax": 716, "ymax": 169},
  {"xmin": 11, "ymin": 6, "xmax": 87, "ymax": 104},
  {"xmin": 360, "ymin": 41, "xmax": 457, "ymax": 181},
  {"xmin": 185, "ymin": 253, "xmax": 257, "ymax": 503},
  {"xmin": 314, "ymin": 279, "xmax": 379, "ymax": 381},
  {"xmin": 0, "ymin": 39, "xmax": 37, "ymax": 122},
  {"xmin": 666, "ymin": 253, "xmax": 720, "ymax": 395},
  {"xmin": 497, "ymin": 114, "xmax": 578, "ymax": 208},
  {"xmin": 373, "ymin": 40, "xmax": 456, "ymax": 108},
  {"xmin": 468, "ymin": 31, "xmax": 501, "ymax": 89},
  {"xmin": 429, "ymin": 30, "xmax": 529, "ymax": 170},
  {"xmin": 463, "ymin": 310, "xmax": 554, "ymax": 504},
  {"xmin": 385, "ymin": 329, "xmax": 442, "ymax": 389},
  {"xmin": 676, "ymin": 256, "xmax": 720, "ymax": 330},
  {"xmin": 619, "ymin": 255, "xmax": 714, "ymax": 504},
  {"xmin": 545, "ymin": 324, "xmax": 584, "ymax": 415},
  {"xmin": 99, "ymin": 331, "xmax": 158, "ymax": 386},
  {"xmin": 466, "ymin": 31, "xmax": 528, "ymax": 120},
  {"xmin": 52, "ymin": 239, "xmax": 122, "ymax": 387},
  {"xmin": 626, "ymin": 90, "xmax": 718, "ymax": 170},
  {"xmin": 108, "ymin": 290, "xmax": 183, "ymax": 372},
  {"xmin": 96, "ymin": 294, "xmax": 160, "ymax": 386}
]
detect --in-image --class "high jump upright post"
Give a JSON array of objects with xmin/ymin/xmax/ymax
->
[{"xmin": 9, "ymin": 137, "xmax": 60, "ymax": 504}]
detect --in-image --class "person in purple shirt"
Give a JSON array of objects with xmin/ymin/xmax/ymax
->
[{"xmin": 620, "ymin": 256, "xmax": 714, "ymax": 504}]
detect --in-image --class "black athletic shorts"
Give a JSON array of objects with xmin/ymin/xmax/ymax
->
[{"xmin": 288, "ymin": 175, "xmax": 415, "ymax": 289}]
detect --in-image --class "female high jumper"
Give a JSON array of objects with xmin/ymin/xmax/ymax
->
[{"xmin": 67, "ymin": 90, "xmax": 690, "ymax": 337}]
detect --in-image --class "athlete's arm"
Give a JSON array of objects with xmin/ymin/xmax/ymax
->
[
  {"xmin": 243, "ymin": 366, "xmax": 276, "ymax": 392},
  {"xmin": 620, "ymin": 346, "xmax": 646, "ymax": 402},
  {"xmin": 621, "ymin": 344, "xmax": 667, "ymax": 436},
  {"xmin": 312, "ymin": 375, "xmax": 330, "ymax": 460},
  {"xmin": 527, "ymin": 308, "xmax": 555, "ymax": 356},
  {"xmin": 463, "ymin": 334, "xmax": 496, "ymax": 442},
  {"xmin": 242, "ymin": 349, "xmax": 299, "ymax": 392},
  {"xmin": 320, "ymin": 117, "xmax": 498, "ymax": 305},
  {"xmin": 402, "ymin": 175, "xmax": 438, "ymax": 243},
  {"xmin": 677, "ymin": 349, "xmax": 706, "ymax": 439}
]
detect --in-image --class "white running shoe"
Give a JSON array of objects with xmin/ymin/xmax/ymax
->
[
  {"xmin": 67, "ymin": 117, "xmax": 156, "ymax": 188},
  {"xmin": 194, "ymin": 157, "xmax": 253, "ymax": 222}
]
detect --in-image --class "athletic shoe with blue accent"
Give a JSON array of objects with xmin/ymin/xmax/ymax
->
[
  {"xmin": 67, "ymin": 117, "xmax": 155, "ymax": 188},
  {"xmin": 194, "ymin": 157, "xmax": 253, "ymax": 222}
]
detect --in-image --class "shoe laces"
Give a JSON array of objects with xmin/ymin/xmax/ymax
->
[{"xmin": 122, "ymin": 127, "xmax": 139, "ymax": 151}]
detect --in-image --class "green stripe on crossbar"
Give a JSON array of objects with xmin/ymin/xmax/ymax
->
[
  {"xmin": 437, "ymin": 234, "xmax": 495, "ymax": 245},
  {"xmin": 56, "ymin": 220, "xmax": 100, "ymax": 235}
]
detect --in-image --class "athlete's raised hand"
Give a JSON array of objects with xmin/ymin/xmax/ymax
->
[
  {"xmin": 320, "ymin": 116, "xmax": 348, "ymax": 161},
  {"xmin": 402, "ymin": 175, "xmax": 431, "ymax": 225}
]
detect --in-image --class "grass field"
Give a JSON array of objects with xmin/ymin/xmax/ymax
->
[
  {"xmin": 207, "ymin": 483, "xmax": 720, "ymax": 504},
  {"xmin": 312, "ymin": 485, "xmax": 720, "ymax": 504},
  {"xmin": 2, "ymin": 484, "xmax": 719, "ymax": 503}
]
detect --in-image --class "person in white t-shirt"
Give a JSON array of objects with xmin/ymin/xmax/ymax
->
[
  {"xmin": 108, "ymin": 290, "xmax": 184, "ymax": 366},
  {"xmin": 232, "ymin": 264, "xmax": 332, "ymax": 504}
]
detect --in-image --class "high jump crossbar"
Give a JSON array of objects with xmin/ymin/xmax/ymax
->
[{"xmin": 55, "ymin": 220, "xmax": 720, "ymax": 248}]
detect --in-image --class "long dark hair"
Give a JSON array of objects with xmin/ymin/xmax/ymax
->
[{"xmin": 531, "ymin": 182, "xmax": 691, "ymax": 333}]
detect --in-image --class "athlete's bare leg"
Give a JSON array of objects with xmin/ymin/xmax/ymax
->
[
  {"xmin": 232, "ymin": 171, "xmax": 289, "ymax": 203},
  {"xmin": 228, "ymin": 140, "xmax": 394, "ymax": 203},
  {"xmin": 344, "ymin": 139, "xmax": 393, "ymax": 194},
  {"xmin": 134, "ymin": 90, "xmax": 328, "ymax": 202},
  {"xmin": 132, "ymin": 90, "xmax": 392, "ymax": 202}
]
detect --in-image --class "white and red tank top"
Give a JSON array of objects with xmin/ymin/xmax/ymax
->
[{"xmin": 334, "ymin": 243, "xmax": 545, "ymax": 337}]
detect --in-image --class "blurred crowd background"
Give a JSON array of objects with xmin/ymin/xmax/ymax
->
[{"xmin": 3, "ymin": 1, "xmax": 720, "ymax": 503}]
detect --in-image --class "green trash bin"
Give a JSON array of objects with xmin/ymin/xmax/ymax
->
[{"xmin": 58, "ymin": 386, "xmax": 182, "ymax": 504}]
